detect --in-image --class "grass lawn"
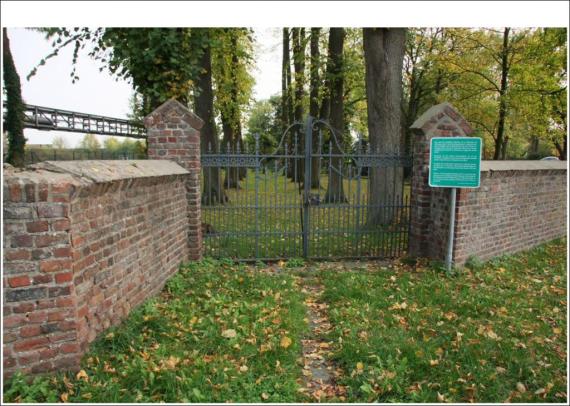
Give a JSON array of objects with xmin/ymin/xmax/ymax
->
[
  {"xmin": 319, "ymin": 238, "xmax": 567, "ymax": 403},
  {"xmin": 3, "ymin": 239, "xmax": 567, "ymax": 403}
]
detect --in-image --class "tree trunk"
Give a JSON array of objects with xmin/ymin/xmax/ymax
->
[
  {"xmin": 554, "ymin": 138, "xmax": 567, "ymax": 160},
  {"xmin": 494, "ymin": 27, "xmax": 510, "ymax": 160},
  {"xmin": 291, "ymin": 28, "xmax": 306, "ymax": 183},
  {"xmin": 363, "ymin": 28, "xmax": 406, "ymax": 225},
  {"xmin": 195, "ymin": 29, "xmax": 227, "ymax": 205},
  {"xmin": 309, "ymin": 27, "xmax": 321, "ymax": 188},
  {"xmin": 282, "ymin": 28, "xmax": 291, "ymax": 133},
  {"xmin": 222, "ymin": 30, "xmax": 245, "ymax": 188},
  {"xmin": 3, "ymin": 28, "xmax": 26, "ymax": 167},
  {"xmin": 323, "ymin": 28, "xmax": 348, "ymax": 204}
]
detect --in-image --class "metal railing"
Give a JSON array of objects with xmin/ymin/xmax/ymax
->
[
  {"xmin": 24, "ymin": 149, "xmax": 147, "ymax": 165},
  {"xmin": 4, "ymin": 103, "xmax": 147, "ymax": 139},
  {"xmin": 201, "ymin": 116, "xmax": 412, "ymax": 261}
]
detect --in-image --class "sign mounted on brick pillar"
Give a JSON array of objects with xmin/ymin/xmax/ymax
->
[
  {"xmin": 408, "ymin": 102, "xmax": 476, "ymax": 263},
  {"xmin": 145, "ymin": 98, "xmax": 205, "ymax": 260},
  {"xmin": 429, "ymin": 137, "xmax": 482, "ymax": 188}
]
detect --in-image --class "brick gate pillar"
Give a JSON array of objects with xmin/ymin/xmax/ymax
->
[
  {"xmin": 408, "ymin": 102, "xmax": 474, "ymax": 259},
  {"xmin": 145, "ymin": 99, "xmax": 204, "ymax": 260}
]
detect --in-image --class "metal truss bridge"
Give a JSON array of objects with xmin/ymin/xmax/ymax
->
[{"xmin": 6, "ymin": 103, "xmax": 147, "ymax": 139}]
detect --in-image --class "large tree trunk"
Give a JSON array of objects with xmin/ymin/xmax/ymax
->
[
  {"xmin": 363, "ymin": 28, "xmax": 406, "ymax": 225},
  {"xmin": 3, "ymin": 28, "xmax": 26, "ymax": 167},
  {"xmin": 282, "ymin": 28, "xmax": 292, "ymax": 133},
  {"xmin": 222, "ymin": 30, "xmax": 245, "ymax": 188},
  {"xmin": 323, "ymin": 28, "xmax": 348, "ymax": 204},
  {"xmin": 291, "ymin": 28, "xmax": 306, "ymax": 183},
  {"xmin": 494, "ymin": 27, "xmax": 510, "ymax": 160},
  {"xmin": 195, "ymin": 29, "xmax": 227, "ymax": 205},
  {"xmin": 309, "ymin": 27, "xmax": 321, "ymax": 188}
]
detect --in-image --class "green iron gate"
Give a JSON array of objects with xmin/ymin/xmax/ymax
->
[{"xmin": 201, "ymin": 117, "xmax": 412, "ymax": 261}]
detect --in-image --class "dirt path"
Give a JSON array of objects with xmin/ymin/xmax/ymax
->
[{"xmin": 297, "ymin": 272, "xmax": 346, "ymax": 402}]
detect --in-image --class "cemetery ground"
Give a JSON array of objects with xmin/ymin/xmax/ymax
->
[{"xmin": 3, "ymin": 239, "xmax": 567, "ymax": 403}]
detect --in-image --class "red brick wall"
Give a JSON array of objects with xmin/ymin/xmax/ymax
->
[
  {"xmin": 409, "ymin": 102, "xmax": 474, "ymax": 259},
  {"xmin": 145, "ymin": 98, "xmax": 204, "ymax": 260},
  {"xmin": 3, "ymin": 160, "xmax": 191, "ymax": 378},
  {"xmin": 3, "ymin": 169, "xmax": 79, "ymax": 375},
  {"xmin": 454, "ymin": 168, "xmax": 567, "ymax": 264},
  {"xmin": 409, "ymin": 102, "xmax": 567, "ymax": 266}
]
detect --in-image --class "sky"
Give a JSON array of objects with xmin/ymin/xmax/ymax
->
[
  {"xmin": 2, "ymin": 1, "xmax": 567, "ymax": 148},
  {"xmin": 8, "ymin": 27, "xmax": 283, "ymax": 147}
]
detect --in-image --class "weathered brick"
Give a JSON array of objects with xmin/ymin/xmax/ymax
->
[
  {"xmin": 53, "ymin": 247, "xmax": 72, "ymax": 258},
  {"xmin": 8, "ymin": 276, "xmax": 32, "ymax": 288},
  {"xmin": 26, "ymin": 221, "xmax": 49, "ymax": 233},
  {"xmin": 36, "ymin": 204, "xmax": 68, "ymax": 218},
  {"xmin": 40, "ymin": 259, "xmax": 72, "ymax": 273},
  {"xmin": 3, "ymin": 314, "xmax": 26, "ymax": 328},
  {"xmin": 33, "ymin": 274, "xmax": 53, "ymax": 285},
  {"xmin": 13, "ymin": 302, "xmax": 35, "ymax": 313},
  {"xmin": 52, "ymin": 219, "xmax": 71, "ymax": 231},
  {"xmin": 8, "ymin": 183, "xmax": 22, "ymax": 201},
  {"xmin": 4, "ymin": 205, "xmax": 33, "ymax": 220},
  {"xmin": 54, "ymin": 272, "xmax": 73, "ymax": 284},
  {"xmin": 20, "ymin": 325, "xmax": 43, "ymax": 338},
  {"xmin": 11, "ymin": 234, "xmax": 33, "ymax": 248},
  {"xmin": 36, "ymin": 233, "xmax": 68, "ymax": 248},
  {"xmin": 48, "ymin": 285, "xmax": 72, "ymax": 298},
  {"xmin": 13, "ymin": 336, "xmax": 50, "ymax": 352},
  {"xmin": 5, "ymin": 287, "xmax": 48, "ymax": 302},
  {"xmin": 4, "ymin": 249, "xmax": 31, "ymax": 261}
]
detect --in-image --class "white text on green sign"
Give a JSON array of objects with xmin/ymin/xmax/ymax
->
[{"xmin": 429, "ymin": 137, "xmax": 482, "ymax": 188}]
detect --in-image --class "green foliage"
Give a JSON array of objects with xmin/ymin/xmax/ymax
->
[
  {"xmin": 244, "ymin": 96, "xmax": 282, "ymax": 153},
  {"xmin": 343, "ymin": 28, "xmax": 367, "ymax": 137},
  {"xmin": 285, "ymin": 257, "xmax": 305, "ymax": 268},
  {"xmin": 79, "ymin": 134, "xmax": 101, "ymax": 150},
  {"xmin": 51, "ymin": 136, "xmax": 68, "ymax": 149},
  {"xmin": 2, "ymin": 373, "xmax": 60, "ymax": 403},
  {"xmin": 464, "ymin": 255, "xmax": 485, "ymax": 271},
  {"xmin": 3, "ymin": 28, "xmax": 27, "ymax": 167},
  {"xmin": 404, "ymin": 27, "xmax": 567, "ymax": 160},
  {"xmin": 212, "ymin": 28, "xmax": 255, "ymax": 136},
  {"xmin": 33, "ymin": 28, "xmax": 208, "ymax": 113}
]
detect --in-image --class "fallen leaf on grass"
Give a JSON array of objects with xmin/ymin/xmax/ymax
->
[
  {"xmin": 261, "ymin": 392, "xmax": 270, "ymax": 400},
  {"xmin": 222, "ymin": 329, "xmax": 237, "ymax": 338},
  {"xmin": 60, "ymin": 393, "xmax": 69, "ymax": 402},
  {"xmin": 280, "ymin": 336, "xmax": 292, "ymax": 348},
  {"xmin": 163, "ymin": 356, "xmax": 180, "ymax": 370},
  {"xmin": 516, "ymin": 382, "xmax": 526, "ymax": 393},
  {"xmin": 76, "ymin": 370, "xmax": 88, "ymax": 382}
]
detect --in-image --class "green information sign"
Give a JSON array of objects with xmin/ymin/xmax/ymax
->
[{"xmin": 429, "ymin": 137, "xmax": 482, "ymax": 188}]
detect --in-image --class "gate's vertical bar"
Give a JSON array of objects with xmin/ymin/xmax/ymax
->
[
  {"xmin": 283, "ymin": 145, "xmax": 288, "ymax": 259},
  {"xmin": 355, "ymin": 137, "xmax": 363, "ymax": 258},
  {"xmin": 254, "ymin": 134, "xmax": 260, "ymax": 259},
  {"xmin": 303, "ymin": 116, "xmax": 313, "ymax": 259}
]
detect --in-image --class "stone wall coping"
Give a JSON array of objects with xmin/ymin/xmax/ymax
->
[
  {"xmin": 144, "ymin": 98, "xmax": 204, "ymax": 130},
  {"xmin": 481, "ymin": 160, "xmax": 567, "ymax": 172},
  {"xmin": 23, "ymin": 160, "xmax": 189, "ymax": 184}
]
